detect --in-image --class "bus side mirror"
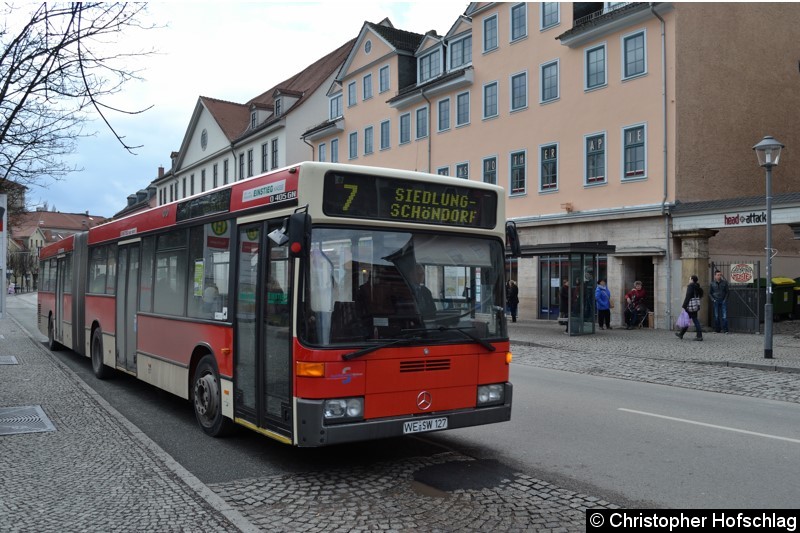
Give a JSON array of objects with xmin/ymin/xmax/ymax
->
[
  {"xmin": 287, "ymin": 212, "xmax": 311, "ymax": 258},
  {"xmin": 505, "ymin": 221, "xmax": 521, "ymax": 257}
]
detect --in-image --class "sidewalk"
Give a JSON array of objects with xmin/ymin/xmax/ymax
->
[
  {"xmin": 0, "ymin": 293, "xmax": 256, "ymax": 532},
  {"xmin": 508, "ymin": 317, "xmax": 800, "ymax": 372}
]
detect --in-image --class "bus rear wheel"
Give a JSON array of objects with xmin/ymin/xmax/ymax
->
[
  {"xmin": 193, "ymin": 355, "xmax": 234, "ymax": 437},
  {"xmin": 47, "ymin": 317, "xmax": 62, "ymax": 351},
  {"xmin": 91, "ymin": 328, "xmax": 111, "ymax": 380}
]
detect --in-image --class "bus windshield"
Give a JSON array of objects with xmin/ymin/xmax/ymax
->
[{"xmin": 300, "ymin": 227, "xmax": 507, "ymax": 347}]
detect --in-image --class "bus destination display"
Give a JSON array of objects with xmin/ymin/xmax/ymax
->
[{"xmin": 323, "ymin": 173, "xmax": 497, "ymax": 229}]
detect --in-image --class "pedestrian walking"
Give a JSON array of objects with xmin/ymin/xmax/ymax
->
[
  {"xmin": 709, "ymin": 270, "xmax": 729, "ymax": 333},
  {"xmin": 595, "ymin": 279, "xmax": 612, "ymax": 329},
  {"xmin": 676, "ymin": 275, "xmax": 704, "ymax": 341}
]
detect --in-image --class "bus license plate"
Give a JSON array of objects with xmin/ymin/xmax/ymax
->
[{"xmin": 403, "ymin": 417, "xmax": 448, "ymax": 434}]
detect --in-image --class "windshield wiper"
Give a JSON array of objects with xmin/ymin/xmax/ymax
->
[
  {"xmin": 434, "ymin": 326, "xmax": 496, "ymax": 353},
  {"xmin": 342, "ymin": 334, "xmax": 424, "ymax": 361}
]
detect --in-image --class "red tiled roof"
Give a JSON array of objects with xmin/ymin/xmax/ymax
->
[{"xmin": 200, "ymin": 39, "xmax": 355, "ymax": 143}]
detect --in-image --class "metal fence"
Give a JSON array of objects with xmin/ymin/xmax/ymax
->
[{"xmin": 710, "ymin": 261, "xmax": 762, "ymax": 334}]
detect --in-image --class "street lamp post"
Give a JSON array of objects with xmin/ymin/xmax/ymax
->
[{"xmin": 753, "ymin": 135, "xmax": 784, "ymax": 359}]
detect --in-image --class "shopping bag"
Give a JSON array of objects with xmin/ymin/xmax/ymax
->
[{"xmin": 676, "ymin": 309, "xmax": 691, "ymax": 329}]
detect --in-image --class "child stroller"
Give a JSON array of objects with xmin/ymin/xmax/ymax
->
[{"xmin": 624, "ymin": 300, "xmax": 649, "ymax": 329}]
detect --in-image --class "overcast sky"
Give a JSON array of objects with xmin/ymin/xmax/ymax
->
[{"xmin": 28, "ymin": 1, "xmax": 468, "ymax": 218}]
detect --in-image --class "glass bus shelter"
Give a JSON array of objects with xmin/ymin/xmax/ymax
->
[{"xmin": 526, "ymin": 242, "xmax": 615, "ymax": 336}]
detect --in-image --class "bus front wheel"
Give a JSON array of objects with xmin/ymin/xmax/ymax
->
[
  {"xmin": 91, "ymin": 328, "xmax": 111, "ymax": 380},
  {"xmin": 193, "ymin": 355, "xmax": 234, "ymax": 437}
]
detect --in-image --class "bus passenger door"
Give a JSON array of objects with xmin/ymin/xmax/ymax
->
[
  {"xmin": 54, "ymin": 257, "xmax": 67, "ymax": 343},
  {"xmin": 235, "ymin": 222, "xmax": 292, "ymax": 439},
  {"xmin": 115, "ymin": 244, "xmax": 140, "ymax": 372}
]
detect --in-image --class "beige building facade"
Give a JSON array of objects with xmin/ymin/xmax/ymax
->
[{"xmin": 300, "ymin": 2, "xmax": 800, "ymax": 330}]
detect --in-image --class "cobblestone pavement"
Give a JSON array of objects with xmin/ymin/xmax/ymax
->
[
  {"xmin": 209, "ymin": 452, "xmax": 616, "ymax": 533},
  {"xmin": 508, "ymin": 319, "xmax": 800, "ymax": 404}
]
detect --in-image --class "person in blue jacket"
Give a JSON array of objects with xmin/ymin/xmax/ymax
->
[{"xmin": 595, "ymin": 278, "xmax": 612, "ymax": 329}]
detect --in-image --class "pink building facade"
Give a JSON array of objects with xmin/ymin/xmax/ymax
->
[{"xmin": 295, "ymin": 2, "xmax": 800, "ymax": 329}]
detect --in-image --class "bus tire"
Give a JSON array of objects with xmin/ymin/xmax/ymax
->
[
  {"xmin": 91, "ymin": 328, "xmax": 112, "ymax": 380},
  {"xmin": 47, "ymin": 317, "xmax": 62, "ymax": 351},
  {"xmin": 193, "ymin": 354, "xmax": 234, "ymax": 437}
]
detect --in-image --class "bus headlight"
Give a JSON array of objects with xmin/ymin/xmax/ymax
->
[
  {"xmin": 477, "ymin": 384, "xmax": 505, "ymax": 406},
  {"xmin": 323, "ymin": 397, "xmax": 364, "ymax": 422}
]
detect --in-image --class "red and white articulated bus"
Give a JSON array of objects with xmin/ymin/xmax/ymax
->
[{"xmin": 38, "ymin": 162, "xmax": 517, "ymax": 446}]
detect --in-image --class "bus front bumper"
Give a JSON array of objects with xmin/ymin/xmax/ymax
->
[{"xmin": 295, "ymin": 383, "xmax": 512, "ymax": 447}]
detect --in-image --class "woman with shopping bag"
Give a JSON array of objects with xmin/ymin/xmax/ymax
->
[{"xmin": 676, "ymin": 275, "xmax": 704, "ymax": 341}]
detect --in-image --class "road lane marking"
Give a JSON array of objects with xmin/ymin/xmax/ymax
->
[{"xmin": 619, "ymin": 408, "xmax": 800, "ymax": 444}]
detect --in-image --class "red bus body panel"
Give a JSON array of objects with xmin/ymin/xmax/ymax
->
[
  {"xmin": 137, "ymin": 316, "xmax": 234, "ymax": 377},
  {"xmin": 85, "ymin": 295, "xmax": 116, "ymax": 335}
]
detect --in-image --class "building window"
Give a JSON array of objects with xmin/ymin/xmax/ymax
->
[
  {"xmin": 400, "ymin": 113, "xmax": 411, "ymax": 144},
  {"xmin": 247, "ymin": 149, "xmax": 253, "ymax": 177},
  {"xmin": 379, "ymin": 66, "xmax": 390, "ymax": 93},
  {"xmin": 540, "ymin": 144, "xmax": 558, "ymax": 190},
  {"xmin": 586, "ymin": 44, "xmax": 606, "ymax": 89},
  {"xmin": 250, "ymin": 112, "xmax": 257, "ymax": 130},
  {"xmin": 261, "ymin": 143, "xmax": 269, "ymax": 172},
  {"xmin": 456, "ymin": 162, "xmax": 469, "ymax": 179},
  {"xmin": 585, "ymin": 133, "xmax": 606, "ymax": 184},
  {"xmin": 274, "ymin": 98, "xmax": 282, "ymax": 117},
  {"xmin": 437, "ymin": 167, "xmax": 450, "ymax": 176},
  {"xmin": 456, "ymin": 92, "xmax": 470, "ymax": 126},
  {"xmin": 330, "ymin": 94, "xmax": 343, "ymax": 119},
  {"xmin": 623, "ymin": 125, "xmax": 646, "ymax": 178},
  {"xmin": 201, "ymin": 169, "xmax": 206, "ymax": 192},
  {"xmin": 331, "ymin": 138, "xmax": 339, "ymax": 163},
  {"xmin": 182, "ymin": 177, "xmax": 186, "ymax": 197},
  {"xmin": 419, "ymin": 49, "xmax": 441, "ymax": 83},
  {"xmin": 271, "ymin": 139, "xmax": 278, "ymax": 170},
  {"xmin": 483, "ymin": 14, "xmax": 498, "ymax": 52},
  {"xmin": 541, "ymin": 2, "xmax": 559, "ymax": 29},
  {"xmin": 380, "ymin": 120, "xmax": 390, "ymax": 150},
  {"xmin": 450, "ymin": 35, "xmax": 472, "ymax": 69},
  {"xmin": 483, "ymin": 157, "xmax": 497, "ymax": 184},
  {"xmin": 416, "ymin": 107, "xmax": 428, "ymax": 139},
  {"xmin": 347, "ymin": 81, "xmax": 357, "ymax": 106},
  {"xmin": 511, "ymin": 72, "xmax": 527, "ymax": 111},
  {"xmin": 364, "ymin": 126, "xmax": 374, "ymax": 154},
  {"xmin": 511, "ymin": 3, "xmax": 527, "ymax": 41},
  {"xmin": 510, "ymin": 151, "xmax": 526, "ymax": 195},
  {"xmin": 623, "ymin": 31, "xmax": 646, "ymax": 79},
  {"xmin": 363, "ymin": 74, "xmax": 373, "ymax": 100},
  {"xmin": 319, "ymin": 143, "xmax": 326, "ymax": 162},
  {"xmin": 540, "ymin": 60, "xmax": 559, "ymax": 103},
  {"xmin": 190, "ymin": 174, "xmax": 195, "ymax": 195},
  {"xmin": 483, "ymin": 82, "xmax": 498, "ymax": 119},
  {"xmin": 349, "ymin": 131, "xmax": 358, "ymax": 159},
  {"xmin": 223, "ymin": 159, "xmax": 229, "ymax": 185},
  {"xmin": 238, "ymin": 155, "xmax": 244, "ymax": 181},
  {"xmin": 213, "ymin": 163, "xmax": 218, "ymax": 188},
  {"xmin": 438, "ymin": 98, "xmax": 450, "ymax": 131}
]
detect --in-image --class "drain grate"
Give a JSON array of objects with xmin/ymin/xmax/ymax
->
[
  {"xmin": 0, "ymin": 405, "xmax": 56, "ymax": 436},
  {"xmin": 0, "ymin": 356, "xmax": 19, "ymax": 365}
]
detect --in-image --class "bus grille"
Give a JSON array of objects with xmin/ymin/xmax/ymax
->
[{"xmin": 399, "ymin": 359, "xmax": 450, "ymax": 373}]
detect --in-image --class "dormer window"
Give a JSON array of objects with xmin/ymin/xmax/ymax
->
[
  {"xmin": 418, "ymin": 48, "xmax": 442, "ymax": 84},
  {"xmin": 251, "ymin": 112, "xmax": 257, "ymax": 129},
  {"xmin": 274, "ymin": 98, "xmax": 282, "ymax": 117},
  {"xmin": 329, "ymin": 94, "xmax": 343, "ymax": 120},
  {"xmin": 449, "ymin": 35, "xmax": 472, "ymax": 70}
]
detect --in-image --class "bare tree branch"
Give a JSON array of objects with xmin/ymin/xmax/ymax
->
[{"xmin": 0, "ymin": 2, "xmax": 158, "ymax": 211}]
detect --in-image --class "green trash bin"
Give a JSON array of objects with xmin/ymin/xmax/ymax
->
[{"xmin": 771, "ymin": 277, "xmax": 796, "ymax": 318}]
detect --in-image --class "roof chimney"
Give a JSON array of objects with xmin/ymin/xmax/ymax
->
[{"xmin": 158, "ymin": 166, "xmax": 165, "ymax": 179}]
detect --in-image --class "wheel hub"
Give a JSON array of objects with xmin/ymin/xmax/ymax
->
[{"xmin": 194, "ymin": 373, "xmax": 219, "ymax": 420}]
